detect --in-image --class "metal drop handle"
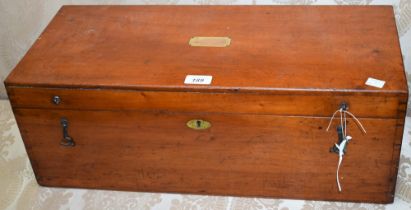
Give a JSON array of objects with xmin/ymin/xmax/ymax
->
[{"xmin": 60, "ymin": 117, "xmax": 75, "ymax": 147}]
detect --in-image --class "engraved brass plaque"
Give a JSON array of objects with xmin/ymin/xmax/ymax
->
[
  {"xmin": 187, "ymin": 119, "xmax": 211, "ymax": 130},
  {"xmin": 189, "ymin": 37, "xmax": 231, "ymax": 47}
]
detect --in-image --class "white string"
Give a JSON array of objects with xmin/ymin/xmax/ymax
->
[
  {"xmin": 340, "ymin": 110, "xmax": 344, "ymax": 136},
  {"xmin": 343, "ymin": 111, "xmax": 347, "ymax": 137},
  {"xmin": 326, "ymin": 108, "xmax": 366, "ymax": 192},
  {"xmin": 344, "ymin": 110, "xmax": 367, "ymax": 134},
  {"xmin": 335, "ymin": 136, "xmax": 351, "ymax": 192},
  {"xmin": 326, "ymin": 109, "xmax": 342, "ymax": 132},
  {"xmin": 326, "ymin": 109, "xmax": 366, "ymax": 134}
]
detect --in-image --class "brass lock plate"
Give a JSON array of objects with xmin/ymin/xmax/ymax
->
[{"xmin": 187, "ymin": 119, "xmax": 211, "ymax": 130}]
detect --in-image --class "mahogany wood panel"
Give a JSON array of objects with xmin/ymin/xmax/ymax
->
[
  {"xmin": 387, "ymin": 99, "xmax": 408, "ymax": 198},
  {"xmin": 6, "ymin": 87, "xmax": 406, "ymax": 118},
  {"xmin": 14, "ymin": 108, "xmax": 398, "ymax": 203},
  {"xmin": 4, "ymin": 6, "xmax": 407, "ymax": 94}
]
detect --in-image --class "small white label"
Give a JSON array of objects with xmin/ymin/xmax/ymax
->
[
  {"xmin": 184, "ymin": 75, "xmax": 213, "ymax": 85},
  {"xmin": 365, "ymin": 77, "xmax": 385, "ymax": 88}
]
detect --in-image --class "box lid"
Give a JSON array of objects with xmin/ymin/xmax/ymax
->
[{"xmin": 5, "ymin": 5, "xmax": 408, "ymax": 95}]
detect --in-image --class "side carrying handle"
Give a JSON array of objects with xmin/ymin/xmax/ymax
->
[{"xmin": 60, "ymin": 117, "xmax": 75, "ymax": 147}]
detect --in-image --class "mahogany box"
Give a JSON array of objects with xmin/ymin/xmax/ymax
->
[{"xmin": 4, "ymin": 6, "xmax": 408, "ymax": 203}]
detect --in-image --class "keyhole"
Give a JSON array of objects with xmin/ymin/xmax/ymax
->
[{"xmin": 186, "ymin": 119, "xmax": 211, "ymax": 130}]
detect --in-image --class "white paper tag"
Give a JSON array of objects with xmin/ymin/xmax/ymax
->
[
  {"xmin": 365, "ymin": 77, "xmax": 385, "ymax": 88},
  {"xmin": 184, "ymin": 75, "xmax": 213, "ymax": 85}
]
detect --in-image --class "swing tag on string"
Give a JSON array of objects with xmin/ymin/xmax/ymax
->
[{"xmin": 326, "ymin": 102, "xmax": 367, "ymax": 192}]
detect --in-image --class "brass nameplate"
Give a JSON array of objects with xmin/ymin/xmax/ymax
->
[{"xmin": 189, "ymin": 37, "xmax": 231, "ymax": 47}]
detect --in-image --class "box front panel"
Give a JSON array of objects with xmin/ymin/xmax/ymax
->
[
  {"xmin": 13, "ymin": 108, "xmax": 397, "ymax": 203},
  {"xmin": 7, "ymin": 87, "xmax": 403, "ymax": 118}
]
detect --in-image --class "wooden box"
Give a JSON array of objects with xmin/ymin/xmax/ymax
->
[{"xmin": 4, "ymin": 6, "xmax": 408, "ymax": 203}]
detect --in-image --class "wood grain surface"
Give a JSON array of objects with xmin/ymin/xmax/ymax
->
[
  {"xmin": 13, "ymin": 108, "xmax": 399, "ymax": 203},
  {"xmin": 6, "ymin": 87, "xmax": 407, "ymax": 118},
  {"xmin": 4, "ymin": 6, "xmax": 407, "ymax": 94}
]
